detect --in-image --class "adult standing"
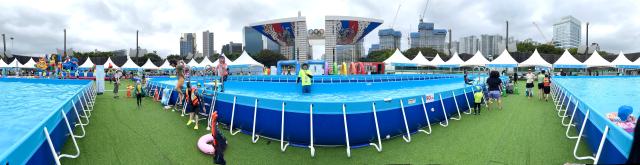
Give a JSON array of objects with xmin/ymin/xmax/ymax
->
[
  {"xmin": 537, "ymin": 70, "xmax": 546, "ymax": 100},
  {"xmin": 216, "ymin": 55, "xmax": 228, "ymax": 92},
  {"xmin": 486, "ymin": 71, "xmax": 503, "ymax": 110},
  {"xmin": 113, "ymin": 69, "xmax": 122, "ymax": 99},
  {"xmin": 525, "ymin": 69, "xmax": 535, "ymax": 99}
]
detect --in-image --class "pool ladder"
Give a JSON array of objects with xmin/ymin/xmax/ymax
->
[{"xmin": 553, "ymin": 83, "xmax": 610, "ymax": 164}]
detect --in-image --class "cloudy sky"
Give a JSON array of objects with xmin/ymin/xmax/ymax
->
[{"xmin": 1, "ymin": 0, "xmax": 639, "ymax": 57}]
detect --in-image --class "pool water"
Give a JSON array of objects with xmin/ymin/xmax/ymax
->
[
  {"xmin": 154, "ymin": 78, "xmax": 477, "ymax": 102},
  {"xmin": 0, "ymin": 81, "xmax": 85, "ymax": 156},
  {"xmin": 554, "ymin": 77, "xmax": 640, "ymax": 126}
]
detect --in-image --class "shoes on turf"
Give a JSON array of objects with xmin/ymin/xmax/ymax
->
[
  {"xmin": 194, "ymin": 125, "xmax": 199, "ymax": 130},
  {"xmin": 187, "ymin": 120, "xmax": 193, "ymax": 126}
]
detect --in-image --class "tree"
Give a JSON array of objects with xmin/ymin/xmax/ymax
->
[
  {"xmin": 255, "ymin": 50, "xmax": 287, "ymax": 67},
  {"xmin": 568, "ymin": 48, "xmax": 578, "ymax": 55},
  {"xmin": 361, "ymin": 49, "xmax": 393, "ymax": 62},
  {"xmin": 536, "ymin": 44, "xmax": 563, "ymax": 54},
  {"xmin": 226, "ymin": 52, "xmax": 241, "ymax": 61},
  {"xmin": 208, "ymin": 53, "xmax": 221, "ymax": 62},
  {"xmin": 165, "ymin": 54, "xmax": 182, "ymax": 63},
  {"xmin": 516, "ymin": 42, "xmax": 537, "ymax": 53}
]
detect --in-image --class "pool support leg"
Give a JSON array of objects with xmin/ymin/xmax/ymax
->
[
  {"xmin": 463, "ymin": 88, "xmax": 472, "ymax": 115},
  {"xmin": 558, "ymin": 96, "xmax": 572, "ymax": 118},
  {"xmin": 206, "ymin": 92, "xmax": 217, "ymax": 130},
  {"xmin": 309, "ymin": 104, "xmax": 315, "ymax": 157},
  {"xmin": 44, "ymin": 109, "xmax": 82, "ymax": 165},
  {"xmin": 572, "ymin": 110, "xmax": 609, "ymax": 164},
  {"xmin": 400, "ymin": 100, "xmax": 411, "ymax": 143},
  {"xmin": 229, "ymin": 96, "xmax": 240, "ymax": 135},
  {"xmin": 251, "ymin": 99, "xmax": 260, "ymax": 143},
  {"xmin": 565, "ymin": 101, "xmax": 579, "ymax": 138},
  {"xmin": 280, "ymin": 102, "xmax": 289, "ymax": 152},
  {"xmin": 555, "ymin": 91, "xmax": 567, "ymax": 112},
  {"xmin": 79, "ymin": 94, "xmax": 92, "ymax": 119},
  {"xmin": 418, "ymin": 95, "xmax": 432, "ymax": 135},
  {"xmin": 370, "ymin": 102, "xmax": 383, "ymax": 152},
  {"xmin": 342, "ymin": 104, "xmax": 351, "ymax": 157},
  {"xmin": 71, "ymin": 99, "xmax": 87, "ymax": 138},
  {"xmin": 450, "ymin": 91, "xmax": 462, "ymax": 120},
  {"xmin": 439, "ymin": 93, "xmax": 449, "ymax": 127}
]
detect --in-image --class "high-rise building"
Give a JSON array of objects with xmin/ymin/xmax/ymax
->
[
  {"xmin": 446, "ymin": 41, "xmax": 460, "ymax": 54},
  {"xmin": 378, "ymin": 28, "xmax": 402, "ymax": 51},
  {"xmin": 459, "ymin": 36, "xmax": 479, "ymax": 54},
  {"xmin": 243, "ymin": 26, "xmax": 263, "ymax": 55},
  {"xmin": 410, "ymin": 32, "xmax": 420, "ymax": 48},
  {"xmin": 264, "ymin": 36, "xmax": 280, "ymax": 53},
  {"xmin": 368, "ymin": 44, "xmax": 380, "ymax": 53},
  {"xmin": 128, "ymin": 48, "xmax": 148, "ymax": 57},
  {"xmin": 203, "ymin": 30, "xmax": 214, "ymax": 57},
  {"xmin": 553, "ymin": 16, "xmax": 581, "ymax": 49},
  {"xmin": 222, "ymin": 42, "xmax": 243, "ymax": 55},
  {"xmin": 477, "ymin": 34, "xmax": 516, "ymax": 59},
  {"xmin": 411, "ymin": 22, "xmax": 447, "ymax": 52},
  {"xmin": 180, "ymin": 33, "xmax": 196, "ymax": 58}
]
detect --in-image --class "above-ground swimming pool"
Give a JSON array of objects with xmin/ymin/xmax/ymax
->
[
  {"xmin": 147, "ymin": 74, "xmax": 505, "ymax": 156},
  {"xmin": 0, "ymin": 78, "xmax": 95, "ymax": 165},
  {"xmin": 553, "ymin": 76, "xmax": 640, "ymax": 164}
]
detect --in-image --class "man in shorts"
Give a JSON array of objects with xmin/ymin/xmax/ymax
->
[
  {"xmin": 113, "ymin": 70, "xmax": 122, "ymax": 98},
  {"xmin": 537, "ymin": 70, "xmax": 546, "ymax": 100},
  {"xmin": 525, "ymin": 69, "xmax": 535, "ymax": 99}
]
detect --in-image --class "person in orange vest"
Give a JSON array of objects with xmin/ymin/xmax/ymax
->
[
  {"xmin": 185, "ymin": 82, "xmax": 202, "ymax": 129},
  {"xmin": 542, "ymin": 74, "xmax": 551, "ymax": 102},
  {"xmin": 126, "ymin": 85, "xmax": 134, "ymax": 98}
]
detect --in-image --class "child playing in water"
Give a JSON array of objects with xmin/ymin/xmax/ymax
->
[
  {"xmin": 296, "ymin": 64, "xmax": 313, "ymax": 93},
  {"xmin": 607, "ymin": 105, "xmax": 637, "ymax": 133},
  {"xmin": 473, "ymin": 86, "xmax": 484, "ymax": 115}
]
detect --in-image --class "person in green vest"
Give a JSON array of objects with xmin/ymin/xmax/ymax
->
[
  {"xmin": 296, "ymin": 63, "xmax": 313, "ymax": 93},
  {"xmin": 473, "ymin": 86, "xmax": 484, "ymax": 115}
]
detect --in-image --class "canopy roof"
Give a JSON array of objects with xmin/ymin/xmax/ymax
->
[
  {"xmin": 18, "ymin": 58, "xmax": 37, "ymax": 68},
  {"xmin": 487, "ymin": 50, "xmax": 518, "ymax": 68},
  {"xmin": 103, "ymin": 57, "xmax": 120, "ymax": 69},
  {"xmin": 383, "ymin": 49, "xmax": 414, "ymax": 66},
  {"xmin": 212, "ymin": 54, "xmax": 234, "ymax": 66},
  {"xmin": 518, "ymin": 49, "xmax": 552, "ymax": 68},
  {"xmin": 7, "ymin": 59, "xmax": 19, "ymax": 68},
  {"xmin": 186, "ymin": 58, "xmax": 200, "ymax": 67},
  {"xmin": 461, "ymin": 51, "xmax": 490, "ymax": 67},
  {"xmin": 0, "ymin": 59, "xmax": 7, "ymax": 68},
  {"xmin": 230, "ymin": 51, "xmax": 264, "ymax": 67},
  {"xmin": 140, "ymin": 59, "xmax": 159, "ymax": 70},
  {"xmin": 440, "ymin": 52, "xmax": 465, "ymax": 68},
  {"xmin": 120, "ymin": 56, "xmax": 141, "ymax": 70},
  {"xmin": 196, "ymin": 56, "xmax": 215, "ymax": 68},
  {"xmin": 583, "ymin": 51, "xmax": 613, "ymax": 68},
  {"xmin": 79, "ymin": 58, "xmax": 95, "ymax": 68},
  {"xmin": 158, "ymin": 60, "xmax": 174, "ymax": 70},
  {"xmin": 430, "ymin": 54, "xmax": 446, "ymax": 66},
  {"xmin": 553, "ymin": 49, "xmax": 585, "ymax": 68},
  {"xmin": 410, "ymin": 51, "xmax": 431, "ymax": 66}
]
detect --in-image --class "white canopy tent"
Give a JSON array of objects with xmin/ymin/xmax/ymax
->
[
  {"xmin": 440, "ymin": 52, "xmax": 464, "ymax": 68},
  {"xmin": 583, "ymin": 51, "xmax": 613, "ymax": 68},
  {"xmin": 7, "ymin": 59, "xmax": 19, "ymax": 68},
  {"xmin": 230, "ymin": 51, "xmax": 264, "ymax": 67},
  {"xmin": 612, "ymin": 52, "xmax": 640, "ymax": 68},
  {"xmin": 410, "ymin": 51, "xmax": 432, "ymax": 66},
  {"xmin": 461, "ymin": 51, "xmax": 490, "ymax": 67},
  {"xmin": 120, "ymin": 56, "xmax": 141, "ymax": 70},
  {"xmin": 18, "ymin": 58, "xmax": 37, "ymax": 69},
  {"xmin": 553, "ymin": 49, "xmax": 585, "ymax": 68},
  {"xmin": 103, "ymin": 57, "xmax": 119, "ymax": 69},
  {"xmin": 518, "ymin": 49, "xmax": 552, "ymax": 68},
  {"xmin": 140, "ymin": 59, "xmax": 159, "ymax": 70},
  {"xmin": 0, "ymin": 59, "xmax": 8, "ymax": 68},
  {"xmin": 158, "ymin": 60, "xmax": 174, "ymax": 70},
  {"xmin": 196, "ymin": 56, "xmax": 215, "ymax": 68},
  {"xmin": 430, "ymin": 54, "xmax": 446, "ymax": 66},
  {"xmin": 383, "ymin": 49, "xmax": 415, "ymax": 66},
  {"xmin": 78, "ymin": 58, "xmax": 95, "ymax": 69},
  {"xmin": 487, "ymin": 50, "xmax": 518, "ymax": 68},
  {"xmin": 186, "ymin": 59, "xmax": 200, "ymax": 68}
]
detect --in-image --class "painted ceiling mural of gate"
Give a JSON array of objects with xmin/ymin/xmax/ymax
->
[
  {"xmin": 251, "ymin": 22, "xmax": 296, "ymax": 46},
  {"xmin": 335, "ymin": 20, "xmax": 381, "ymax": 45}
]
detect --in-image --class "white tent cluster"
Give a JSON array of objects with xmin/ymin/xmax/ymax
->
[{"xmin": 382, "ymin": 48, "xmax": 640, "ymax": 69}]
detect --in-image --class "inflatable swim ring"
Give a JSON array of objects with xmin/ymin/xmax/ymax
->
[
  {"xmin": 197, "ymin": 133, "xmax": 215, "ymax": 155},
  {"xmin": 606, "ymin": 112, "xmax": 636, "ymax": 133}
]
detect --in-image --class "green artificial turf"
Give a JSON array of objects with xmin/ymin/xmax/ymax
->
[{"xmin": 61, "ymin": 80, "xmax": 592, "ymax": 164}]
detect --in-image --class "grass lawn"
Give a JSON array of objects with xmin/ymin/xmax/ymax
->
[{"xmin": 62, "ymin": 80, "xmax": 592, "ymax": 164}]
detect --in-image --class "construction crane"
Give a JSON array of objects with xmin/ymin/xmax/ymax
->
[
  {"xmin": 390, "ymin": 1, "xmax": 404, "ymax": 29},
  {"xmin": 532, "ymin": 22, "xmax": 552, "ymax": 45},
  {"xmin": 419, "ymin": 0, "xmax": 430, "ymax": 23}
]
